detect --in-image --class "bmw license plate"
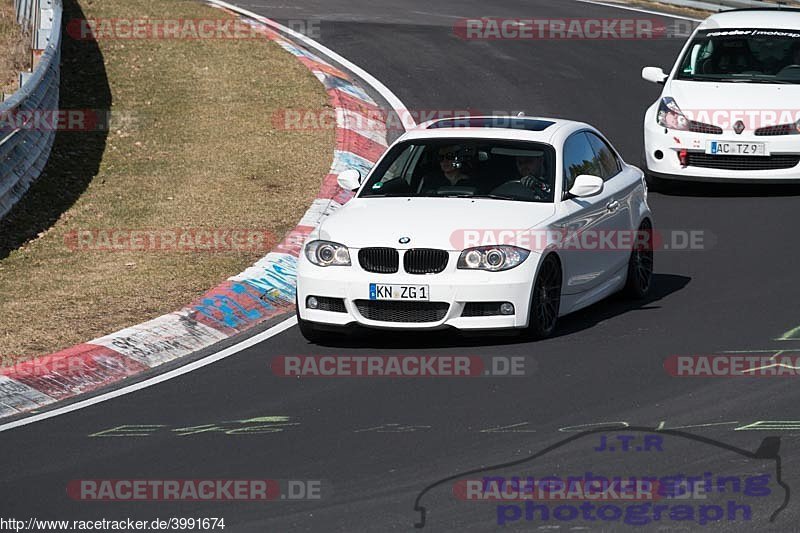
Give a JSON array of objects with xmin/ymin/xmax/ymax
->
[
  {"xmin": 369, "ymin": 283, "xmax": 429, "ymax": 301},
  {"xmin": 706, "ymin": 141, "xmax": 767, "ymax": 156}
]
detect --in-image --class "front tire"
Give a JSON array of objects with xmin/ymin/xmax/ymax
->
[
  {"xmin": 625, "ymin": 219, "xmax": 654, "ymax": 299},
  {"xmin": 525, "ymin": 254, "xmax": 562, "ymax": 339}
]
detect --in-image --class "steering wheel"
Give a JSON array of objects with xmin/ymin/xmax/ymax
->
[
  {"xmin": 521, "ymin": 176, "xmax": 554, "ymax": 193},
  {"xmin": 491, "ymin": 179, "xmax": 550, "ymax": 201}
]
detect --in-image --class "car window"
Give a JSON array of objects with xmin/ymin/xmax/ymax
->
[
  {"xmin": 585, "ymin": 132, "xmax": 621, "ymax": 181},
  {"xmin": 562, "ymin": 132, "xmax": 602, "ymax": 193},
  {"xmin": 359, "ymin": 139, "xmax": 557, "ymax": 203},
  {"xmin": 380, "ymin": 144, "xmax": 417, "ymax": 184},
  {"xmin": 677, "ymin": 28, "xmax": 800, "ymax": 84}
]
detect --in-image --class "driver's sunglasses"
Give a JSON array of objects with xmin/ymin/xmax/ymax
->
[{"xmin": 438, "ymin": 152, "xmax": 458, "ymax": 162}]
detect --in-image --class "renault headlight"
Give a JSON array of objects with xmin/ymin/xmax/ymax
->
[{"xmin": 657, "ymin": 97, "xmax": 690, "ymax": 131}]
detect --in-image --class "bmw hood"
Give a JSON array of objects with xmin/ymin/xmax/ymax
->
[
  {"xmin": 316, "ymin": 197, "xmax": 556, "ymax": 250},
  {"xmin": 666, "ymin": 80, "xmax": 800, "ymax": 132}
]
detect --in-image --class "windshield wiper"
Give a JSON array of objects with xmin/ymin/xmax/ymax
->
[
  {"xmin": 683, "ymin": 75, "xmax": 795, "ymax": 84},
  {"xmin": 473, "ymin": 194, "xmax": 530, "ymax": 201},
  {"xmin": 736, "ymin": 78, "xmax": 795, "ymax": 84},
  {"xmin": 684, "ymin": 76, "xmax": 732, "ymax": 82},
  {"xmin": 416, "ymin": 192, "xmax": 475, "ymax": 198}
]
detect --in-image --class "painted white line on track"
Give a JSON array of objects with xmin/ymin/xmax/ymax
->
[
  {"xmin": 410, "ymin": 10, "xmax": 465, "ymax": 20},
  {"xmin": 207, "ymin": 0, "xmax": 417, "ymax": 128},
  {"xmin": 0, "ymin": 318, "xmax": 297, "ymax": 433},
  {"xmin": 575, "ymin": 0, "xmax": 702, "ymax": 21}
]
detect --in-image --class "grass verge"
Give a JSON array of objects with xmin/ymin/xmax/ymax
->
[
  {"xmin": 0, "ymin": 0, "xmax": 31, "ymax": 95},
  {"xmin": 613, "ymin": 0, "xmax": 709, "ymax": 19},
  {"xmin": 0, "ymin": 0, "xmax": 333, "ymax": 361}
]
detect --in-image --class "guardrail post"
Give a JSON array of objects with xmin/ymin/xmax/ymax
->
[{"xmin": 36, "ymin": 0, "xmax": 52, "ymax": 50}]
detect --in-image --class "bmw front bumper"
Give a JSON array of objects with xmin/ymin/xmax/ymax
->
[{"xmin": 296, "ymin": 250, "xmax": 540, "ymax": 330}]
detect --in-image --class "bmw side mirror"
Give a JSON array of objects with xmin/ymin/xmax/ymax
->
[
  {"xmin": 569, "ymin": 175, "xmax": 604, "ymax": 198},
  {"xmin": 337, "ymin": 169, "xmax": 362, "ymax": 191},
  {"xmin": 642, "ymin": 66, "xmax": 668, "ymax": 85}
]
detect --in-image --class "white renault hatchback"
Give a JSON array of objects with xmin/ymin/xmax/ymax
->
[
  {"xmin": 296, "ymin": 117, "xmax": 653, "ymax": 342},
  {"xmin": 642, "ymin": 8, "xmax": 800, "ymax": 185}
]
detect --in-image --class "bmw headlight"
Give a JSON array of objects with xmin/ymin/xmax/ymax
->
[
  {"xmin": 657, "ymin": 97, "xmax": 690, "ymax": 131},
  {"xmin": 457, "ymin": 245, "xmax": 530, "ymax": 272},
  {"xmin": 305, "ymin": 240, "xmax": 351, "ymax": 267}
]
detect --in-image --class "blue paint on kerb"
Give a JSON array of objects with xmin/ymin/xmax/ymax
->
[{"xmin": 323, "ymin": 76, "xmax": 372, "ymax": 102}]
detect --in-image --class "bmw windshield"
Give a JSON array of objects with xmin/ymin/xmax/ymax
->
[
  {"xmin": 358, "ymin": 139, "xmax": 557, "ymax": 202},
  {"xmin": 677, "ymin": 28, "xmax": 800, "ymax": 84}
]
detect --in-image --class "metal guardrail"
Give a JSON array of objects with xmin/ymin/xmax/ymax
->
[
  {"xmin": 644, "ymin": 0, "xmax": 800, "ymax": 13},
  {"xmin": 14, "ymin": 0, "xmax": 36, "ymax": 26},
  {"xmin": 0, "ymin": 0, "xmax": 62, "ymax": 220}
]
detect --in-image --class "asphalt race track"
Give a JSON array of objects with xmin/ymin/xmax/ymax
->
[{"xmin": 3, "ymin": 0, "xmax": 800, "ymax": 530}]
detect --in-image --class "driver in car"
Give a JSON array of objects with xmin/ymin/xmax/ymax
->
[
  {"xmin": 514, "ymin": 154, "xmax": 552, "ymax": 198},
  {"xmin": 790, "ymin": 41, "xmax": 800, "ymax": 67}
]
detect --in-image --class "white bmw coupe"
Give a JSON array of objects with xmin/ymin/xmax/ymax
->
[{"xmin": 296, "ymin": 116, "xmax": 653, "ymax": 342}]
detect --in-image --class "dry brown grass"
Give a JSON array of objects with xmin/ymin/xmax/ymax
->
[
  {"xmin": 0, "ymin": 0, "xmax": 333, "ymax": 361},
  {"xmin": 0, "ymin": 0, "xmax": 31, "ymax": 95},
  {"xmin": 616, "ymin": 0, "xmax": 710, "ymax": 18}
]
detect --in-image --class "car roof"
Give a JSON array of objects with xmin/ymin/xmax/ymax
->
[
  {"xmin": 699, "ymin": 8, "xmax": 800, "ymax": 31},
  {"xmin": 399, "ymin": 116, "xmax": 589, "ymax": 145}
]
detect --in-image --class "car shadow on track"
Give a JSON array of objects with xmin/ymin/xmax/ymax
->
[
  {"xmin": 654, "ymin": 182, "xmax": 800, "ymax": 198},
  {"xmin": 310, "ymin": 273, "xmax": 690, "ymax": 349},
  {"xmin": 0, "ymin": 0, "xmax": 111, "ymax": 259},
  {"xmin": 548, "ymin": 272, "xmax": 690, "ymax": 339}
]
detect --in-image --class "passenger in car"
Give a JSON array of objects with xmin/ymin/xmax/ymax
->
[{"xmin": 419, "ymin": 144, "xmax": 474, "ymax": 192}]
